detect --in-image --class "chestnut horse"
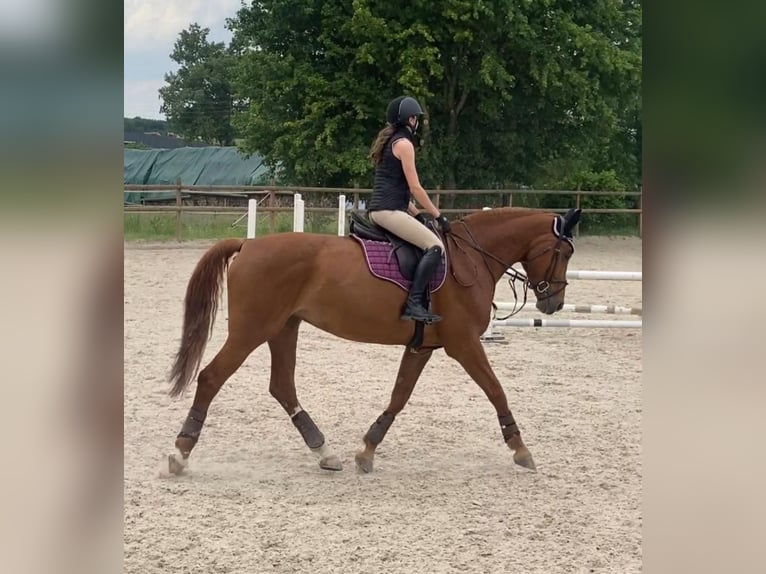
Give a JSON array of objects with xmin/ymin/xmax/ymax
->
[{"xmin": 165, "ymin": 207, "xmax": 581, "ymax": 476}]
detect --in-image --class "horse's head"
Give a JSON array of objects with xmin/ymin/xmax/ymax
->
[{"xmin": 520, "ymin": 208, "xmax": 581, "ymax": 314}]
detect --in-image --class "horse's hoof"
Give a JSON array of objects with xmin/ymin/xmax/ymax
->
[
  {"xmin": 162, "ymin": 453, "xmax": 187, "ymax": 477},
  {"xmin": 355, "ymin": 452, "xmax": 374, "ymax": 474},
  {"xmin": 513, "ymin": 451, "xmax": 537, "ymax": 472},
  {"xmin": 319, "ymin": 455, "xmax": 343, "ymax": 471}
]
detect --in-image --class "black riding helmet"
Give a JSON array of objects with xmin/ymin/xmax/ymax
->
[{"xmin": 386, "ymin": 96, "xmax": 424, "ymax": 126}]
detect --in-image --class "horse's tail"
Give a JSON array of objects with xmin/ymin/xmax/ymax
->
[{"xmin": 169, "ymin": 238, "xmax": 244, "ymax": 398}]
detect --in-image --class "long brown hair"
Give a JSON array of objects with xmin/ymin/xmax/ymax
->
[{"xmin": 369, "ymin": 125, "xmax": 396, "ymax": 165}]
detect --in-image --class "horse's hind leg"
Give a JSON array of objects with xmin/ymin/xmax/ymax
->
[
  {"xmin": 445, "ymin": 339, "xmax": 536, "ymax": 471},
  {"xmin": 166, "ymin": 335, "xmax": 257, "ymax": 475},
  {"xmin": 268, "ymin": 317, "xmax": 342, "ymax": 471},
  {"xmin": 355, "ymin": 347, "xmax": 434, "ymax": 473}
]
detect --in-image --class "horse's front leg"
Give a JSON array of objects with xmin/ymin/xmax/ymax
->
[
  {"xmin": 444, "ymin": 339, "xmax": 536, "ymax": 471},
  {"xmin": 355, "ymin": 348, "xmax": 434, "ymax": 473}
]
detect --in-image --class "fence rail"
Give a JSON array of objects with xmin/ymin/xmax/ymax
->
[{"xmin": 124, "ymin": 180, "xmax": 642, "ymax": 240}]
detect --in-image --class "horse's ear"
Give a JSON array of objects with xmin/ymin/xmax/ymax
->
[{"xmin": 562, "ymin": 208, "xmax": 582, "ymax": 237}]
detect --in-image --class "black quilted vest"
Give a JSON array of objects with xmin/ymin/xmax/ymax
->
[{"xmin": 369, "ymin": 127, "xmax": 414, "ymax": 212}]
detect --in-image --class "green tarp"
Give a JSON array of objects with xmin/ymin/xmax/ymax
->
[{"xmin": 124, "ymin": 147, "xmax": 270, "ymax": 204}]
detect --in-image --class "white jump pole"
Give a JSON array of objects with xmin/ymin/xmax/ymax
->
[
  {"xmin": 493, "ymin": 318, "xmax": 642, "ymax": 329},
  {"xmin": 507, "ymin": 267, "xmax": 642, "ymax": 281},
  {"xmin": 482, "ymin": 263, "xmax": 643, "ymax": 339},
  {"xmin": 338, "ymin": 194, "xmax": 346, "ymax": 236},
  {"xmin": 246, "ymin": 199, "xmax": 257, "ymax": 238},
  {"xmin": 494, "ymin": 301, "xmax": 642, "ymax": 316},
  {"xmin": 565, "ymin": 270, "xmax": 642, "ymax": 281}
]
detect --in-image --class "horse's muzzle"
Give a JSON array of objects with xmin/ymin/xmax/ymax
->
[{"xmin": 536, "ymin": 299, "xmax": 564, "ymax": 315}]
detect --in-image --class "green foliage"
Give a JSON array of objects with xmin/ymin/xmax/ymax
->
[
  {"xmin": 531, "ymin": 167, "xmax": 639, "ymax": 235},
  {"xmin": 124, "ymin": 212, "xmax": 295, "ymax": 241},
  {"xmin": 159, "ymin": 24, "xmax": 238, "ymax": 146},
  {"xmin": 124, "ymin": 141, "xmax": 150, "ymax": 150},
  {"xmin": 226, "ymin": 0, "xmax": 641, "ymax": 192},
  {"xmin": 124, "ymin": 117, "xmax": 168, "ymax": 134},
  {"xmin": 151, "ymin": 1, "xmax": 641, "ymax": 211},
  {"xmin": 226, "ymin": 0, "xmax": 378, "ymax": 186}
]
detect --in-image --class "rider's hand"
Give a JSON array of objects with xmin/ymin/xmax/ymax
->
[
  {"xmin": 435, "ymin": 214, "xmax": 451, "ymax": 233},
  {"xmin": 414, "ymin": 212, "xmax": 428, "ymax": 225}
]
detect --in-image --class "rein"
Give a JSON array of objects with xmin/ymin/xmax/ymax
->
[
  {"xmin": 444, "ymin": 220, "xmax": 509, "ymax": 287},
  {"xmin": 443, "ymin": 221, "xmax": 531, "ymax": 318},
  {"xmin": 442, "ymin": 217, "xmax": 572, "ymax": 319}
]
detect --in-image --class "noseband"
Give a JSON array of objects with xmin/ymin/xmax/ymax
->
[{"xmin": 520, "ymin": 235, "xmax": 572, "ymax": 301}]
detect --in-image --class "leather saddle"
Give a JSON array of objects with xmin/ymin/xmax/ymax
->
[{"xmin": 349, "ymin": 211, "xmax": 429, "ymax": 280}]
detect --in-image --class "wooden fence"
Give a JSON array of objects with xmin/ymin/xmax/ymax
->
[{"xmin": 124, "ymin": 180, "xmax": 642, "ymax": 241}]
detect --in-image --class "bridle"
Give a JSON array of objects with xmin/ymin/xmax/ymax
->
[
  {"xmin": 519, "ymin": 233, "xmax": 573, "ymax": 301},
  {"xmin": 442, "ymin": 215, "xmax": 574, "ymax": 317}
]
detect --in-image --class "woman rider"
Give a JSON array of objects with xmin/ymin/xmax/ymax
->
[{"xmin": 368, "ymin": 95, "xmax": 451, "ymax": 324}]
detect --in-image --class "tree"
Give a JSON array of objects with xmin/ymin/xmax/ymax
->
[
  {"xmin": 228, "ymin": 0, "xmax": 641, "ymax": 190},
  {"xmin": 527, "ymin": 0, "xmax": 642, "ymax": 193},
  {"xmin": 159, "ymin": 24, "xmax": 238, "ymax": 146},
  {"xmin": 124, "ymin": 117, "xmax": 168, "ymax": 134},
  {"xmin": 228, "ymin": 1, "xmax": 382, "ymax": 186}
]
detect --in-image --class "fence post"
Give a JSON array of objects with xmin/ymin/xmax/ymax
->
[
  {"xmin": 293, "ymin": 193, "xmax": 302, "ymax": 232},
  {"xmin": 575, "ymin": 191, "xmax": 581, "ymax": 237},
  {"xmin": 175, "ymin": 177, "xmax": 182, "ymax": 241},
  {"xmin": 296, "ymin": 195, "xmax": 304, "ymax": 232},
  {"xmin": 268, "ymin": 180, "xmax": 276, "ymax": 235},
  {"xmin": 247, "ymin": 198, "xmax": 257, "ymax": 238},
  {"xmin": 435, "ymin": 185, "xmax": 441, "ymax": 210},
  {"xmin": 354, "ymin": 182, "xmax": 360, "ymax": 212},
  {"xmin": 637, "ymin": 192, "xmax": 642, "ymax": 238},
  {"xmin": 338, "ymin": 194, "xmax": 346, "ymax": 236}
]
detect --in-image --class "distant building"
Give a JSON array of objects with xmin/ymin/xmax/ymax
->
[{"xmin": 123, "ymin": 131, "xmax": 208, "ymax": 149}]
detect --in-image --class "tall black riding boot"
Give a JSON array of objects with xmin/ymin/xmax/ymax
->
[{"xmin": 401, "ymin": 246, "xmax": 443, "ymax": 323}]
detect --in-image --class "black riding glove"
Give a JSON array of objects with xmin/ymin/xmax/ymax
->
[
  {"xmin": 414, "ymin": 213, "xmax": 428, "ymax": 225},
  {"xmin": 435, "ymin": 214, "xmax": 451, "ymax": 233}
]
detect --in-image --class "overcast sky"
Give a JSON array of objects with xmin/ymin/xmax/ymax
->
[{"xmin": 124, "ymin": 0, "xmax": 242, "ymax": 119}]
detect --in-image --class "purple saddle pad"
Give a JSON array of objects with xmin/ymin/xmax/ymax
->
[{"xmin": 351, "ymin": 235, "xmax": 447, "ymax": 293}]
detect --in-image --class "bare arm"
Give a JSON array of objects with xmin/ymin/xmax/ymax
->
[{"xmin": 393, "ymin": 138, "xmax": 440, "ymax": 218}]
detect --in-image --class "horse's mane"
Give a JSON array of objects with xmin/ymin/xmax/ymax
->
[{"xmin": 460, "ymin": 207, "xmax": 551, "ymax": 224}]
